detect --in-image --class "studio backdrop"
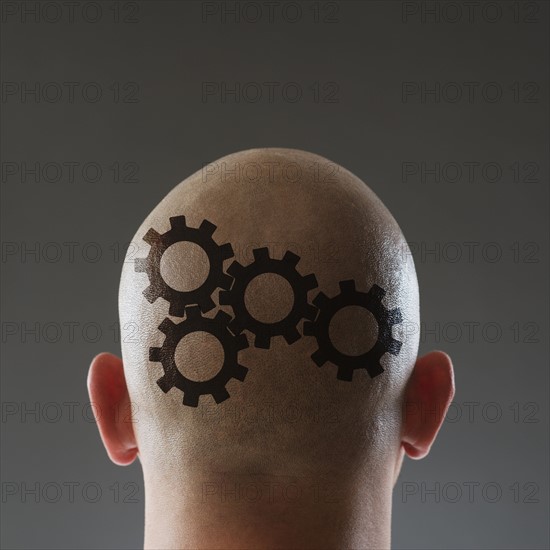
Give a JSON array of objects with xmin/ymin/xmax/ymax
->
[{"xmin": 1, "ymin": 1, "xmax": 548, "ymax": 549}]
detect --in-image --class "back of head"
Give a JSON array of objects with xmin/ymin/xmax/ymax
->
[{"xmin": 118, "ymin": 148, "xmax": 420, "ymax": 546}]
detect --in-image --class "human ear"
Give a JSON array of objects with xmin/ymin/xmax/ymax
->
[
  {"xmin": 87, "ymin": 352, "xmax": 138, "ymax": 466},
  {"xmin": 401, "ymin": 351, "xmax": 455, "ymax": 459}
]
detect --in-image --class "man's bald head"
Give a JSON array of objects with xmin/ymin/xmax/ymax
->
[
  {"xmin": 119, "ymin": 147, "xmax": 417, "ymax": 466},
  {"xmin": 90, "ymin": 148, "xmax": 453, "ymax": 549}
]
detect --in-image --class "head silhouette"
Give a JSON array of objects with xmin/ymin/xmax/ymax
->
[{"xmin": 88, "ymin": 148, "xmax": 454, "ymax": 550}]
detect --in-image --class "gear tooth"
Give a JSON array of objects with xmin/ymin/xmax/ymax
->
[
  {"xmin": 228, "ymin": 319, "xmax": 243, "ymax": 335},
  {"xmin": 304, "ymin": 304, "xmax": 318, "ymax": 321},
  {"xmin": 158, "ymin": 318, "xmax": 176, "ymax": 334},
  {"xmin": 337, "ymin": 368, "xmax": 354, "ymax": 382},
  {"xmin": 134, "ymin": 257, "xmax": 148, "ymax": 272},
  {"xmin": 220, "ymin": 242, "xmax": 234, "ymax": 260},
  {"xmin": 366, "ymin": 362, "xmax": 384, "ymax": 378},
  {"xmin": 233, "ymin": 363, "xmax": 248, "ymax": 381},
  {"xmin": 339, "ymin": 279, "xmax": 355, "ymax": 292},
  {"xmin": 311, "ymin": 349, "xmax": 327, "ymax": 367},
  {"xmin": 218, "ymin": 290, "xmax": 231, "ymax": 305},
  {"xmin": 368, "ymin": 284, "xmax": 385, "ymax": 300},
  {"xmin": 236, "ymin": 333, "xmax": 249, "ymax": 351},
  {"xmin": 283, "ymin": 250, "xmax": 300, "ymax": 266},
  {"xmin": 220, "ymin": 273, "xmax": 234, "ymax": 289},
  {"xmin": 387, "ymin": 338, "xmax": 403, "ymax": 355},
  {"xmin": 156, "ymin": 375, "xmax": 172, "ymax": 392},
  {"xmin": 186, "ymin": 305, "xmax": 201, "ymax": 319},
  {"xmin": 143, "ymin": 228, "xmax": 160, "ymax": 245},
  {"xmin": 199, "ymin": 296, "xmax": 215, "ymax": 313},
  {"xmin": 303, "ymin": 321, "xmax": 315, "ymax": 336},
  {"xmin": 254, "ymin": 334, "xmax": 271, "ymax": 349},
  {"xmin": 227, "ymin": 261, "xmax": 244, "ymax": 277},
  {"xmin": 213, "ymin": 388, "xmax": 230, "ymax": 404},
  {"xmin": 303, "ymin": 273, "xmax": 318, "ymax": 290},
  {"xmin": 199, "ymin": 219, "xmax": 216, "ymax": 236},
  {"xmin": 149, "ymin": 347, "xmax": 162, "ymax": 362},
  {"xmin": 169, "ymin": 216, "xmax": 187, "ymax": 229},
  {"xmin": 283, "ymin": 327, "xmax": 301, "ymax": 345},
  {"xmin": 143, "ymin": 285, "xmax": 159, "ymax": 303},
  {"xmin": 183, "ymin": 392, "xmax": 200, "ymax": 408},
  {"xmin": 168, "ymin": 300, "xmax": 186, "ymax": 317},
  {"xmin": 253, "ymin": 247, "xmax": 269, "ymax": 261},
  {"xmin": 215, "ymin": 310, "xmax": 231, "ymax": 324},
  {"xmin": 389, "ymin": 308, "xmax": 403, "ymax": 325},
  {"xmin": 313, "ymin": 292, "xmax": 329, "ymax": 308}
]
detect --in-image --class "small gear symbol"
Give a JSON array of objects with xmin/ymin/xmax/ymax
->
[
  {"xmin": 219, "ymin": 247, "xmax": 318, "ymax": 349},
  {"xmin": 303, "ymin": 280, "xmax": 403, "ymax": 380},
  {"xmin": 135, "ymin": 216, "xmax": 234, "ymax": 315},
  {"xmin": 149, "ymin": 306, "xmax": 249, "ymax": 407}
]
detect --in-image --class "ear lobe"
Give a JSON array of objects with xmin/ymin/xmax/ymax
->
[
  {"xmin": 401, "ymin": 351, "xmax": 455, "ymax": 460},
  {"xmin": 87, "ymin": 352, "xmax": 138, "ymax": 466}
]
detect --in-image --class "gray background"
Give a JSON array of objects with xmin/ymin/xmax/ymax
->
[{"xmin": 1, "ymin": 1, "xmax": 548, "ymax": 548}]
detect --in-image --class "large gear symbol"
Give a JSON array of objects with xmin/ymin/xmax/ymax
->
[
  {"xmin": 135, "ymin": 216, "xmax": 234, "ymax": 316},
  {"xmin": 303, "ymin": 280, "xmax": 403, "ymax": 380},
  {"xmin": 149, "ymin": 306, "xmax": 249, "ymax": 407},
  {"xmin": 219, "ymin": 247, "xmax": 318, "ymax": 349}
]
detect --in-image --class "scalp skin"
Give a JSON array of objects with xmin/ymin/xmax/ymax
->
[{"xmin": 118, "ymin": 148, "xmax": 419, "ymax": 549}]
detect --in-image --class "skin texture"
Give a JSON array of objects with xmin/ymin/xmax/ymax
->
[{"xmin": 88, "ymin": 148, "xmax": 455, "ymax": 549}]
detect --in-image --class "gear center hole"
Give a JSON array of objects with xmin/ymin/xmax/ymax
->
[
  {"xmin": 160, "ymin": 241, "xmax": 210, "ymax": 292},
  {"xmin": 175, "ymin": 331, "xmax": 224, "ymax": 382},
  {"xmin": 328, "ymin": 306, "xmax": 378, "ymax": 356},
  {"xmin": 244, "ymin": 273, "xmax": 294, "ymax": 324}
]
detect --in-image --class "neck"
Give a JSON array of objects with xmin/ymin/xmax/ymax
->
[{"xmin": 143, "ymin": 476, "xmax": 392, "ymax": 549}]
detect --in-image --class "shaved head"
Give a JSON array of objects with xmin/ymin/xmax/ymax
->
[{"xmin": 91, "ymin": 148, "xmax": 452, "ymax": 549}]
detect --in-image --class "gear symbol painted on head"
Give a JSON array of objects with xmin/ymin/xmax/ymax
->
[
  {"xmin": 135, "ymin": 216, "xmax": 234, "ymax": 316},
  {"xmin": 219, "ymin": 247, "xmax": 318, "ymax": 349},
  {"xmin": 303, "ymin": 280, "xmax": 403, "ymax": 380},
  {"xmin": 149, "ymin": 306, "xmax": 249, "ymax": 407}
]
